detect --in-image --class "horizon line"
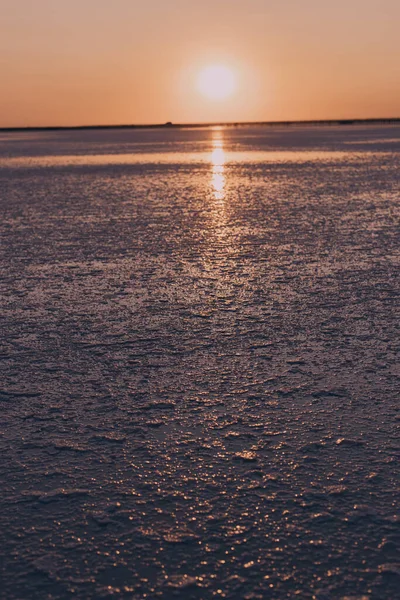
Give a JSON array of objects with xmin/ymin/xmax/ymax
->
[{"xmin": 1, "ymin": 117, "xmax": 399, "ymax": 133}]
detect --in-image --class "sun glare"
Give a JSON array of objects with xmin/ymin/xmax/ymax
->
[{"xmin": 197, "ymin": 65, "xmax": 237, "ymax": 101}]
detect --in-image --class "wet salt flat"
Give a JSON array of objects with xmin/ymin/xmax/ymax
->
[{"xmin": 0, "ymin": 124, "xmax": 399, "ymax": 599}]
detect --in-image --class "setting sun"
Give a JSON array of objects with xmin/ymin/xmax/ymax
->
[{"xmin": 197, "ymin": 65, "xmax": 237, "ymax": 101}]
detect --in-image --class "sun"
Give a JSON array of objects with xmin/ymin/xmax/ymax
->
[{"xmin": 197, "ymin": 65, "xmax": 237, "ymax": 101}]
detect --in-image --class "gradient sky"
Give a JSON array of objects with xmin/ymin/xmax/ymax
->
[{"xmin": 1, "ymin": 0, "xmax": 399, "ymax": 126}]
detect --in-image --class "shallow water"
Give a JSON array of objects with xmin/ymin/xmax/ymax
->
[{"xmin": 0, "ymin": 125, "xmax": 399, "ymax": 599}]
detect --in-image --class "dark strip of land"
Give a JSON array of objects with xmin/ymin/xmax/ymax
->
[{"xmin": 1, "ymin": 118, "xmax": 399, "ymax": 133}]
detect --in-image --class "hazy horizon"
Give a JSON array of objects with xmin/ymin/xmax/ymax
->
[{"xmin": 1, "ymin": 0, "xmax": 400, "ymax": 128}]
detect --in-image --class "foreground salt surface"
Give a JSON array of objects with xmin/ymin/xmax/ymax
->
[{"xmin": 0, "ymin": 125, "xmax": 399, "ymax": 599}]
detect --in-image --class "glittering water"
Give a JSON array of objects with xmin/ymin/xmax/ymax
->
[{"xmin": 0, "ymin": 125, "xmax": 399, "ymax": 599}]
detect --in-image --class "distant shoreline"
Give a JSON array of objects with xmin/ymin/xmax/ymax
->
[{"xmin": 1, "ymin": 117, "xmax": 399, "ymax": 133}]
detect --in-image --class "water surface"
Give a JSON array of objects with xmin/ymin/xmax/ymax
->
[{"xmin": 1, "ymin": 125, "xmax": 399, "ymax": 599}]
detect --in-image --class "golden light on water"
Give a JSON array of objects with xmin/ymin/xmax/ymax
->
[{"xmin": 211, "ymin": 133, "xmax": 226, "ymax": 201}]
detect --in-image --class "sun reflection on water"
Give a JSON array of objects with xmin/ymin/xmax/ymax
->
[{"xmin": 211, "ymin": 134, "xmax": 226, "ymax": 201}]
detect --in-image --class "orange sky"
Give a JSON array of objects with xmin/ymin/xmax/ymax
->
[{"xmin": 1, "ymin": 0, "xmax": 399, "ymax": 127}]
